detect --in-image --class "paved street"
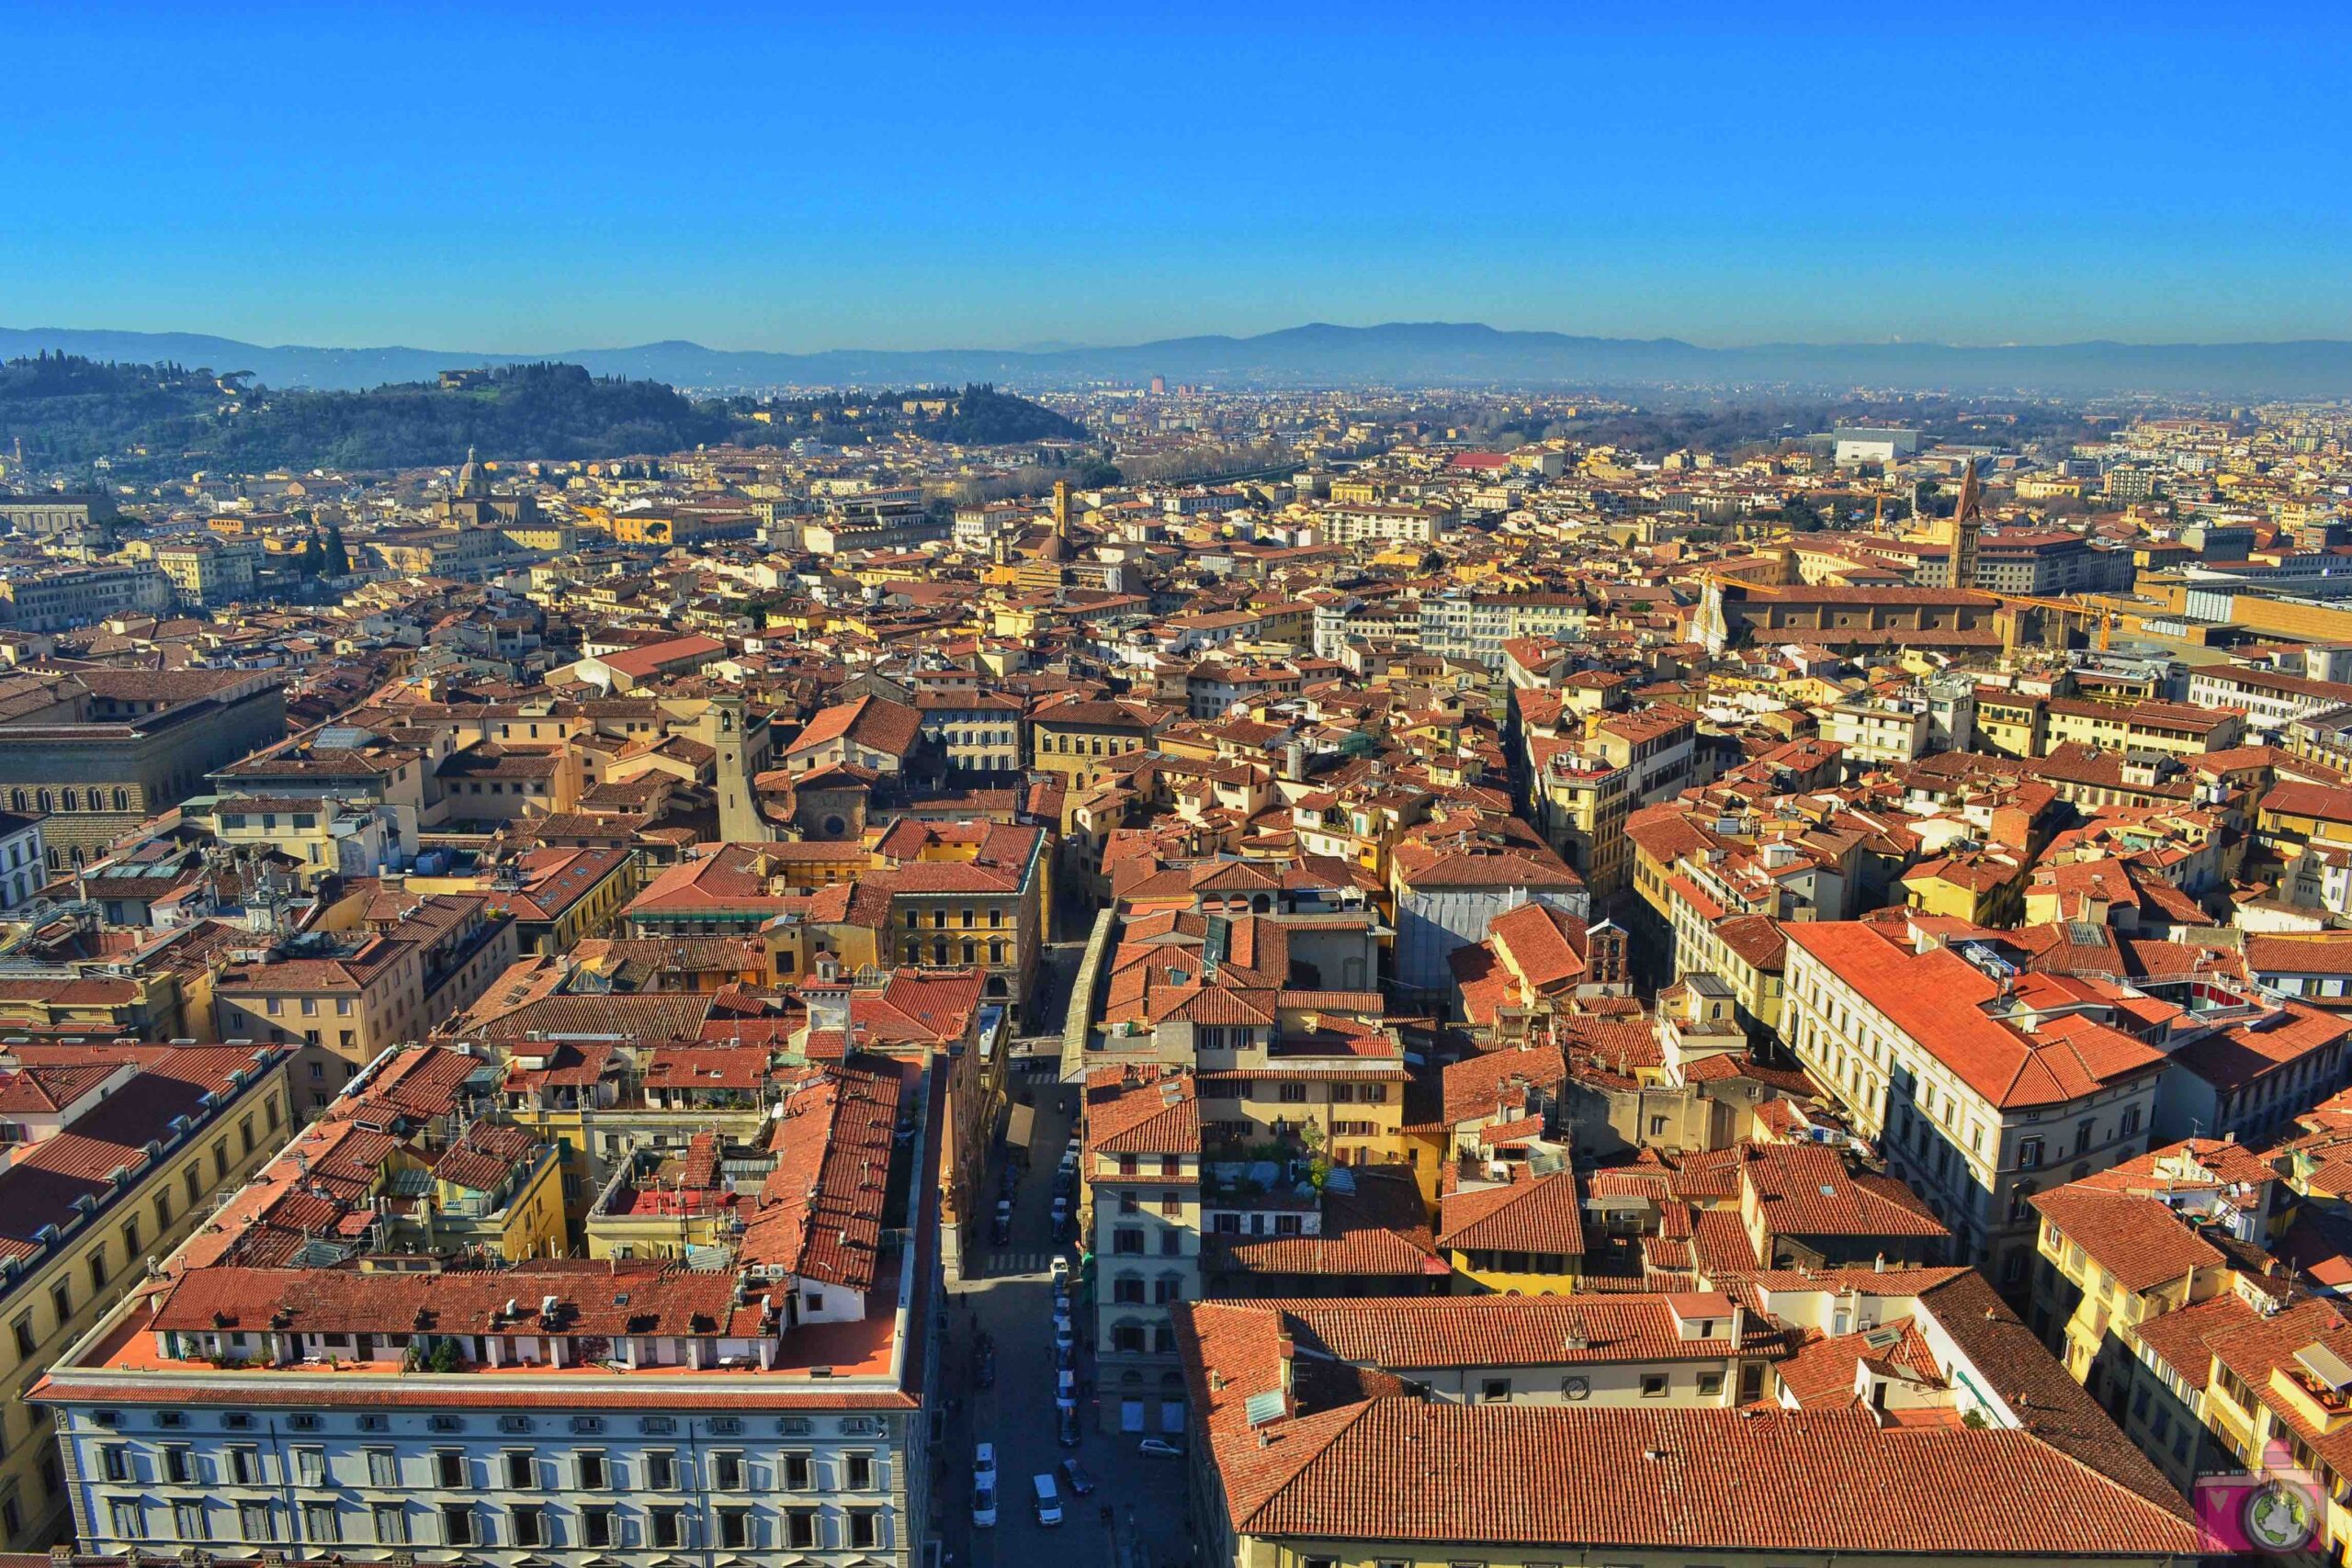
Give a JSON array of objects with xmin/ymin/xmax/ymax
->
[{"xmin": 932, "ymin": 938, "xmax": 1192, "ymax": 1568}]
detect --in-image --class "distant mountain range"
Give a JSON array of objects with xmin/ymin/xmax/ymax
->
[{"xmin": 6, "ymin": 321, "xmax": 2350, "ymax": 399}]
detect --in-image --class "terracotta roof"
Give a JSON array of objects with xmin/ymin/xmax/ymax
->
[
  {"xmin": 1213, "ymin": 1397, "xmax": 2198, "ymax": 1555},
  {"xmin": 152, "ymin": 1258, "xmax": 744, "ymax": 1338},
  {"xmin": 1487, "ymin": 901, "xmax": 1587, "ymax": 992},
  {"xmin": 786, "ymin": 694, "xmax": 923, "ymax": 761},
  {"xmin": 2030, "ymin": 1187, "xmax": 2226, "ymax": 1293},
  {"xmin": 2247, "ymin": 933, "xmax": 2352, "ymax": 976},
  {"xmin": 1207, "ymin": 1168, "xmax": 1439, "ymax": 1279},
  {"xmin": 1085, "ymin": 1067, "xmax": 1200, "ymax": 1156},
  {"xmin": 1440, "ymin": 1045, "xmax": 1567, "ymax": 1128},
  {"xmin": 2164, "ymin": 1000, "xmax": 2348, "ymax": 1095},
  {"xmin": 0, "ymin": 1046, "xmax": 285, "ymax": 1260},
  {"xmin": 1783, "ymin": 922, "xmax": 2165, "ymax": 1110},
  {"xmin": 740, "ymin": 1055, "xmax": 908, "ymax": 1288},
  {"xmin": 2262, "ymin": 780, "xmax": 2352, "ymax": 824},
  {"xmin": 1438, "ymin": 1168, "xmax": 1587, "ymax": 1256},
  {"xmin": 596, "ymin": 634, "xmax": 726, "ymax": 679}
]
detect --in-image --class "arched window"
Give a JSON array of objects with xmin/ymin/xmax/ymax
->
[
  {"xmin": 112, "ymin": 787, "xmax": 130, "ymax": 810},
  {"xmin": 36, "ymin": 789, "xmax": 51, "ymax": 812},
  {"xmin": 57, "ymin": 788, "xmax": 75, "ymax": 811},
  {"xmin": 7, "ymin": 789, "xmax": 23, "ymax": 811}
]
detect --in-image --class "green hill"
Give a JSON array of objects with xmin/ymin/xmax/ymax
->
[
  {"xmin": 0, "ymin": 355, "xmax": 732, "ymax": 477},
  {"xmin": 0, "ymin": 358, "xmax": 1092, "ymax": 479}
]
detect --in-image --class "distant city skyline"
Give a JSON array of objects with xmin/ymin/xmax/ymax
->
[{"xmin": 6, "ymin": 5, "xmax": 2348, "ymax": 351}]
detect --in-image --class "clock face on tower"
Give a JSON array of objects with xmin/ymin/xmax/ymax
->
[{"xmin": 1563, "ymin": 1376, "xmax": 1589, "ymax": 1401}]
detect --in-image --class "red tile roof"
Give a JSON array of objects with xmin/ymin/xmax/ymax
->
[
  {"xmin": 1783, "ymin": 922, "xmax": 2166, "ymax": 1109},
  {"xmin": 2029, "ymin": 1187, "xmax": 2226, "ymax": 1293},
  {"xmin": 1221, "ymin": 1398, "xmax": 2198, "ymax": 1554},
  {"xmin": 741, "ymin": 1056, "xmax": 907, "ymax": 1290},
  {"xmin": 1174, "ymin": 1269, "xmax": 2195, "ymax": 1555},
  {"xmin": 1084, "ymin": 1067, "xmax": 1200, "ymax": 1156},
  {"xmin": 1207, "ymin": 1168, "xmax": 1439, "ymax": 1279},
  {"xmin": 786, "ymin": 694, "xmax": 923, "ymax": 761},
  {"xmin": 597, "ymin": 635, "xmax": 726, "ymax": 680}
]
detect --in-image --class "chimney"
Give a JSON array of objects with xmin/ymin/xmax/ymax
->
[{"xmin": 1277, "ymin": 1332, "xmax": 1295, "ymax": 1410}]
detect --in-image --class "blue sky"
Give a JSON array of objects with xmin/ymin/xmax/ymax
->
[{"xmin": 4, "ymin": 3, "xmax": 2347, "ymax": 351}]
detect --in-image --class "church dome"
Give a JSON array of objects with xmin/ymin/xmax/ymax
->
[{"xmin": 454, "ymin": 446, "xmax": 490, "ymax": 499}]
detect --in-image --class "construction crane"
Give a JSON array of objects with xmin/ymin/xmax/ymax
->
[{"xmin": 1990, "ymin": 592, "xmax": 2125, "ymax": 656}]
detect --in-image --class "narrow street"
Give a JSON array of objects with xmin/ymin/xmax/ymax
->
[{"xmin": 932, "ymin": 938, "xmax": 1192, "ymax": 1568}]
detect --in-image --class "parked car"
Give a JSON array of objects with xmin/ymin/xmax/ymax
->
[
  {"xmin": 972, "ymin": 1347, "xmax": 996, "ymax": 1388},
  {"xmin": 1057, "ymin": 1408, "xmax": 1081, "ymax": 1448},
  {"xmin": 1049, "ymin": 1195, "xmax": 1069, "ymax": 1234},
  {"xmin": 1056, "ymin": 1368, "xmax": 1077, "ymax": 1409},
  {"xmin": 1053, "ymin": 1314, "xmax": 1075, "ymax": 1355},
  {"xmin": 1050, "ymin": 1254, "xmax": 1071, "ymax": 1285},
  {"xmin": 1032, "ymin": 1473, "xmax": 1063, "ymax": 1527},
  {"xmin": 1138, "ymin": 1437, "xmax": 1186, "ymax": 1459},
  {"xmin": 971, "ymin": 1486, "xmax": 997, "ymax": 1529},
  {"xmin": 1058, "ymin": 1459, "xmax": 1098, "ymax": 1496},
  {"xmin": 974, "ymin": 1442, "xmax": 998, "ymax": 1489}
]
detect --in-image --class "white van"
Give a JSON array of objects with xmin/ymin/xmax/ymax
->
[{"xmin": 1032, "ymin": 1472, "xmax": 1063, "ymax": 1527}]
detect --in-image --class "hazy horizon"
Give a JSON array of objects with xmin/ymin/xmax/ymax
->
[{"xmin": 11, "ymin": 319, "xmax": 2352, "ymax": 357}]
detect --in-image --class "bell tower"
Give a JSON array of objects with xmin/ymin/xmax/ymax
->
[
  {"xmin": 1945, "ymin": 458, "xmax": 1984, "ymax": 592},
  {"xmin": 701, "ymin": 694, "xmax": 773, "ymax": 842}
]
